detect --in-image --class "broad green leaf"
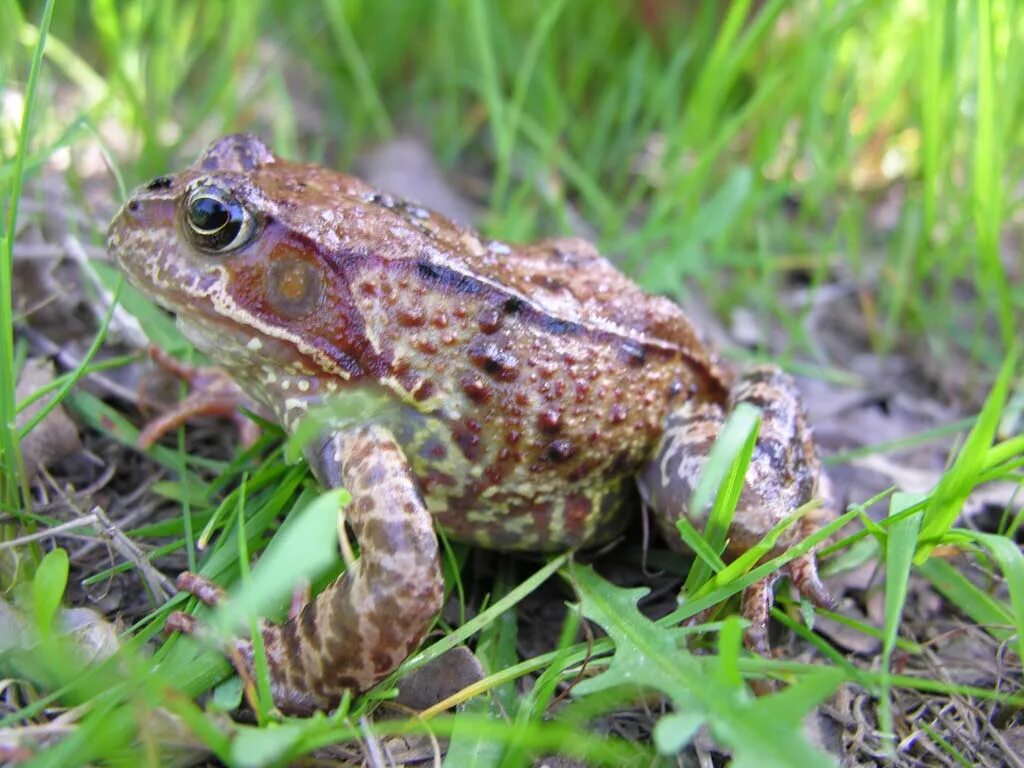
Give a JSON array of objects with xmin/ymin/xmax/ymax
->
[
  {"xmin": 32, "ymin": 548, "xmax": 69, "ymax": 634},
  {"xmin": 230, "ymin": 721, "xmax": 306, "ymax": 768},
  {"xmin": 653, "ymin": 711, "xmax": 704, "ymax": 754},
  {"xmin": 444, "ymin": 695, "xmax": 507, "ymax": 768},
  {"xmin": 570, "ymin": 564, "xmax": 837, "ymax": 766},
  {"xmin": 213, "ymin": 488, "xmax": 347, "ymax": 633}
]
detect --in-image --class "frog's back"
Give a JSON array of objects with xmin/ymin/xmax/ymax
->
[{"xmin": 239, "ymin": 154, "xmax": 736, "ymax": 549}]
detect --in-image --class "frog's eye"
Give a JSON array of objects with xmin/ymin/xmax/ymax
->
[{"xmin": 184, "ymin": 184, "xmax": 255, "ymax": 253}]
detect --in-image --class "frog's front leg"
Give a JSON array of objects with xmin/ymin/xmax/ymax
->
[
  {"xmin": 178, "ymin": 424, "xmax": 444, "ymax": 714},
  {"xmin": 638, "ymin": 366, "xmax": 833, "ymax": 653}
]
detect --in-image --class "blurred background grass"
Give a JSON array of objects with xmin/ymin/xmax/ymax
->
[{"xmin": 5, "ymin": 0, "xmax": 1021, "ymax": 370}]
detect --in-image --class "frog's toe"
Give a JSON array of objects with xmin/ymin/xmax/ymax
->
[
  {"xmin": 137, "ymin": 347, "xmax": 259, "ymax": 449},
  {"xmin": 740, "ymin": 575, "xmax": 777, "ymax": 656},
  {"xmin": 786, "ymin": 553, "xmax": 834, "ymax": 610},
  {"xmin": 165, "ymin": 610, "xmax": 200, "ymax": 636},
  {"xmin": 175, "ymin": 571, "xmax": 227, "ymax": 607},
  {"xmin": 737, "ymin": 554, "xmax": 833, "ymax": 662}
]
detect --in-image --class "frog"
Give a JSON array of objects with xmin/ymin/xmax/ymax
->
[{"xmin": 107, "ymin": 134, "xmax": 834, "ymax": 714}]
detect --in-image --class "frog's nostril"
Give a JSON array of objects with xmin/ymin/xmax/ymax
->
[{"xmin": 127, "ymin": 199, "xmax": 140, "ymax": 213}]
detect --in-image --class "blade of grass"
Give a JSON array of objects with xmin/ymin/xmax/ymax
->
[
  {"xmin": 1, "ymin": 0, "xmax": 55, "ymax": 513},
  {"xmin": 322, "ymin": 2, "xmax": 393, "ymax": 139},
  {"xmin": 490, "ymin": 0, "xmax": 568, "ymax": 212},
  {"xmin": 682, "ymin": 401, "xmax": 761, "ymax": 595},
  {"xmin": 878, "ymin": 493, "xmax": 924, "ymax": 755},
  {"xmin": 918, "ymin": 557, "xmax": 1015, "ymax": 642},
  {"xmin": 973, "ymin": 0, "xmax": 1013, "ymax": 349},
  {"xmin": 916, "ymin": 349, "xmax": 1017, "ymax": 560},
  {"xmin": 953, "ymin": 529, "xmax": 1024, "ymax": 663}
]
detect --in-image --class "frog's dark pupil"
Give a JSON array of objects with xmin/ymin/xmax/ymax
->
[
  {"xmin": 189, "ymin": 196, "xmax": 230, "ymax": 233},
  {"xmin": 185, "ymin": 188, "xmax": 250, "ymax": 252}
]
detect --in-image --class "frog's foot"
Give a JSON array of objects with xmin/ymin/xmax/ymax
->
[
  {"xmin": 787, "ymin": 551, "xmax": 834, "ymax": 610},
  {"xmin": 171, "ymin": 571, "xmax": 310, "ymax": 621},
  {"xmin": 137, "ymin": 345, "xmax": 260, "ymax": 449},
  {"xmin": 168, "ymin": 425, "xmax": 444, "ymax": 715},
  {"xmin": 739, "ymin": 552, "xmax": 834, "ymax": 655}
]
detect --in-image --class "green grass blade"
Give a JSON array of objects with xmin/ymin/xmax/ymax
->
[
  {"xmin": 1, "ymin": 0, "xmax": 55, "ymax": 513},
  {"xmin": 683, "ymin": 401, "xmax": 761, "ymax": 595},
  {"xmin": 878, "ymin": 493, "xmax": 924, "ymax": 753},
  {"xmin": 916, "ymin": 349, "xmax": 1018, "ymax": 560},
  {"xmin": 953, "ymin": 529, "xmax": 1024, "ymax": 663},
  {"xmin": 973, "ymin": 0, "xmax": 1013, "ymax": 348},
  {"xmin": 918, "ymin": 557, "xmax": 1014, "ymax": 642}
]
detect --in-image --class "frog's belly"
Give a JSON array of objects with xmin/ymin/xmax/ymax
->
[
  {"xmin": 430, "ymin": 475, "xmax": 636, "ymax": 551},
  {"xmin": 388, "ymin": 406, "xmax": 642, "ymax": 551}
]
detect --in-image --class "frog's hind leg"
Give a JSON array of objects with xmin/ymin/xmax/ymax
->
[
  {"xmin": 171, "ymin": 424, "xmax": 444, "ymax": 715},
  {"xmin": 264, "ymin": 424, "xmax": 444, "ymax": 713},
  {"xmin": 638, "ymin": 365, "xmax": 833, "ymax": 653}
]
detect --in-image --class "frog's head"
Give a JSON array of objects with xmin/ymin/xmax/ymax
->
[{"xmin": 108, "ymin": 134, "xmax": 372, "ymax": 411}]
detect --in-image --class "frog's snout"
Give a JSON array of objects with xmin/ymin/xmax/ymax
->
[
  {"xmin": 106, "ymin": 179, "xmax": 182, "ymax": 287},
  {"xmin": 112, "ymin": 183, "xmax": 178, "ymax": 235},
  {"xmin": 106, "ymin": 195, "xmax": 147, "ymax": 254}
]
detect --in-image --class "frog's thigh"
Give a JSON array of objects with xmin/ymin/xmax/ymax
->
[
  {"xmin": 636, "ymin": 397, "xmax": 724, "ymax": 543},
  {"xmin": 257, "ymin": 424, "xmax": 443, "ymax": 714},
  {"xmin": 639, "ymin": 365, "xmax": 821, "ymax": 546}
]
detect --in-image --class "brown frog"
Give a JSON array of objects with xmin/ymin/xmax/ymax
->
[{"xmin": 107, "ymin": 134, "xmax": 833, "ymax": 714}]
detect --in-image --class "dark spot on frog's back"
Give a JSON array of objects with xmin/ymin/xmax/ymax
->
[
  {"xmin": 619, "ymin": 339, "xmax": 647, "ymax": 367},
  {"xmin": 419, "ymin": 438, "xmax": 447, "ymax": 462},
  {"xmin": 416, "ymin": 259, "xmax": 483, "ymax": 295},
  {"xmin": 397, "ymin": 306, "xmax": 426, "ymax": 327},
  {"xmin": 468, "ymin": 338, "xmax": 519, "ymax": 381},
  {"xmin": 755, "ymin": 437, "xmax": 791, "ymax": 476},
  {"xmin": 460, "ymin": 375, "xmax": 491, "ymax": 403},
  {"xmin": 363, "ymin": 462, "xmax": 387, "ymax": 488},
  {"xmin": 538, "ymin": 408, "xmax": 562, "ymax": 433},
  {"xmin": 279, "ymin": 619, "xmax": 303, "ymax": 660},
  {"xmin": 478, "ymin": 307, "xmax": 502, "ymax": 334},
  {"xmin": 362, "ymin": 517, "xmax": 405, "ymax": 552},
  {"xmin": 452, "ymin": 422, "xmax": 481, "ymax": 461},
  {"xmin": 503, "ymin": 296, "xmax": 525, "ymax": 315},
  {"xmin": 545, "ymin": 439, "xmax": 575, "ymax": 463},
  {"xmin": 539, "ymin": 316, "xmax": 579, "ymax": 336},
  {"xmin": 300, "ymin": 599, "xmax": 320, "ymax": 644}
]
